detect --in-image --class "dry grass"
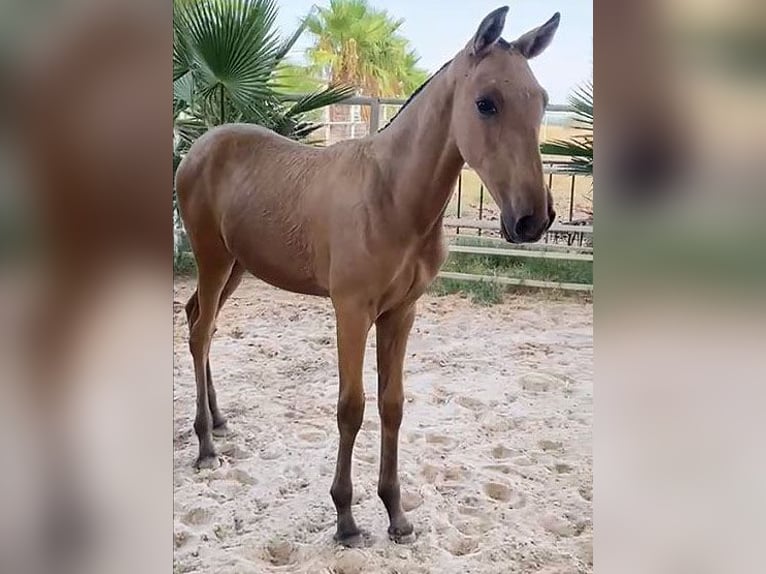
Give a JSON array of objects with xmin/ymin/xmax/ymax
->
[{"xmin": 446, "ymin": 169, "xmax": 592, "ymax": 223}]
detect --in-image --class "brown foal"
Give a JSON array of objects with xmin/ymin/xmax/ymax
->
[{"xmin": 176, "ymin": 6, "xmax": 560, "ymax": 544}]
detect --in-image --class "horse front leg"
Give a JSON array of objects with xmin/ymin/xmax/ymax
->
[
  {"xmin": 375, "ymin": 302, "xmax": 416, "ymax": 542},
  {"xmin": 330, "ymin": 299, "xmax": 373, "ymax": 545}
]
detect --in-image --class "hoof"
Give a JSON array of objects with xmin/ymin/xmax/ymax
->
[
  {"xmin": 334, "ymin": 528, "xmax": 372, "ymax": 548},
  {"xmin": 388, "ymin": 521, "xmax": 415, "ymax": 544},
  {"xmin": 212, "ymin": 422, "xmax": 231, "ymax": 438},
  {"xmin": 194, "ymin": 454, "xmax": 221, "ymax": 470}
]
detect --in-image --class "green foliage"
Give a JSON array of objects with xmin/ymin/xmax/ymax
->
[
  {"xmin": 429, "ymin": 277, "xmax": 505, "ymax": 306},
  {"xmin": 174, "ymin": 251, "xmax": 197, "ymax": 277},
  {"xmin": 304, "ymin": 0, "xmax": 429, "ymax": 97},
  {"xmin": 274, "ymin": 62, "xmax": 325, "ymax": 94},
  {"xmin": 173, "ymin": 0, "xmax": 355, "ymax": 161},
  {"xmin": 541, "ymin": 80, "xmax": 593, "ymax": 176}
]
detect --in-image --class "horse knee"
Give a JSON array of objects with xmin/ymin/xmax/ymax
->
[
  {"xmin": 337, "ymin": 390, "xmax": 364, "ymax": 433},
  {"xmin": 379, "ymin": 392, "xmax": 403, "ymax": 430}
]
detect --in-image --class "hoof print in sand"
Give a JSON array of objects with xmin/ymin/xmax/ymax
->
[
  {"xmin": 425, "ymin": 433, "xmax": 457, "ymax": 450},
  {"xmin": 354, "ymin": 451, "xmax": 377, "ymax": 465},
  {"xmin": 401, "ymin": 491, "xmax": 424, "ymax": 512},
  {"xmin": 550, "ymin": 462, "xmax": 574, "ymax": 475},
  {"xmin": 457, "ymin": 495, "xmax": 484, "ymax": 516},
  {"xmin": 538, "ymin": 439, "xmax": 564, "ymax": 453},
  {"xmin": 181, "ymin": 506, "xmax": 215, "ymax": 527},
  {"xmin": 540, "ymin": 514, "xmax": 577, "ymax": 538},
  {"xmin": 259, "ymin": 444, "xmax": 283, "ymax": 460},
  {"xmin": 442, "ymin": 529, "xmax": 479, "ymax": 557},
  {"xmin": 226, "ymin": 468, "xmax": 256, "ymax": 486},
  {"xmin": 483, "ymin": 481, "xmax": 526, "ymax": 508},
  {"xmin": 520, "ymin": 372, "xmax": 565, "ymax": 392},
  {"xmin": 333, "ymin": 548, "xmax": 368, "ymax": 574},
  {"xmin": 490, "ymin": 444, "xmax": 516, "ymax": 460},
  {"xmin": 455, "ymin": 395, "xmax": 485, "ymax": 411},
  {"xmin": 219, "ymin": 443, "xmax": 251, "ymax": 460},
  {"xmin": 264, "ymin": 538, "xmax": 298, "ymax": 566},
  {"xmin": 297, "ymin": 429, "xmax": 327, "ymax": 445}
]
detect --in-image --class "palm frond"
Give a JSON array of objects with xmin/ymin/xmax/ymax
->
[
  {"xmin": 541, "ymin": 136, "xmax": 593, "ymax": 173},
  {"xmin": 174, "ymin": 0, "xmax": 282, "ymax": 113},
  {"xmin": 274, "ymin": 11, "xmax": 312, "ymax": 62},
  {"xmin": 569, "ymin": 80, "xmax": 593, "ymax": 131},
  {"xmin": 173, "ymin": 11, "xmax": 192, "ymax": 81},
  {"xmin": 541, "ymin": 78, "xmax": 593, "ymax": 177},
  {"xmin": 173, "ymin": 71, "xmax": 195, "ymax": 113},
  {"xmin": 282, "ymin": 84, "xmax": 355, "ymax": 117},
  {"xmin": 174, "ymin": 115, "xmax": 207, "ymax": 155}
]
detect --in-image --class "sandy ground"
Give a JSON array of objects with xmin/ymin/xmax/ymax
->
[{"xmin": 173, "ymin": 278, "xmax": 592, "ymax": 574}]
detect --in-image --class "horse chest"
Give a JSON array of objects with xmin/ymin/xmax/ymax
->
[{"xmin": 381, "ymin": 238, "xmax": 447, "ymax": 310}]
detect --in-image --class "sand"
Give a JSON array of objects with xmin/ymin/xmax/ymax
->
[{"xmin": 173, "ymin": 278, "xmax": 592, "ymax": 574}]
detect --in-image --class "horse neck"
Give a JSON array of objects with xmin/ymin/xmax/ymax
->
[{"xmin": 371, "ymin": 66, "xmax": 465, "ymax": 234}]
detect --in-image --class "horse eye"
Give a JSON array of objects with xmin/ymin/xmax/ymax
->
[{"xmin": 476, "ymin": 98, "xmax": 497, "ymax": 116}]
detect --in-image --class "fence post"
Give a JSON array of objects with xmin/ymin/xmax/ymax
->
[
  {"xmin": 478, "ymin": 184, "xmax": 484, "ymax": 236},
  {"xmin": 569, "ymin": 175, "xmax": 576, "ymax": 222},
  {"xmin": 369, "ymin": 98, "xmax": 381, "ymax": 134}
]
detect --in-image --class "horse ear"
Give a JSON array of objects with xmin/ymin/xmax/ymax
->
[
  {"xmin": 510, "ymin": 12, "xmax": 560, "ymax": 59},
  {"xmin": 470, "ymin": 6, "xmax": 509, "ymax": 58}
]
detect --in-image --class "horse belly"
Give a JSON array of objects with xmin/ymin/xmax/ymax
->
[{"xmin": 224, "ymin": 230, "xmax": 329, "ymax": 297}]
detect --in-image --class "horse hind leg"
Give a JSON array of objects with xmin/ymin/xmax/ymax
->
[
  {"xmin": 185, "ymin": 263, "xmax": 245, "ymax": 440},
  {"xmin": 187, "ymin": 245, "xmax": 237, "ymax": 469}
]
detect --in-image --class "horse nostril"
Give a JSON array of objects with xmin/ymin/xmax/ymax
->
[{"xmin": 514, "ymin": 215, "xmax": 537, "ymax": 241}]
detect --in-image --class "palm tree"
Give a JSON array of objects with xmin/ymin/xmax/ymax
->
[
  {"xmin": 304, "ymin": 0, "xmax": 428, "ymax": 98},
  {"xmin": 173, "ymin": 0, "xmax": 354, "ymax": 159},
  {"xmin": 540, "ymin": 80, "xmax": 593, "ymax": 176}
]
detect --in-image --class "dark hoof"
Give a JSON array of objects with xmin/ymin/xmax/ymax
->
[
  {"xmin": 194, "ymin": 454, "xmax": 221, "ymax": 470},
  {"xmin": 388, "ymin": 521, "xmax": 415, "ymax": 544},
  {"xmin": 334, "ymin": 528, "xmax": 372, "ymax": 548},
  {"xmin": 212, "ymin": 422, "xmax": 231, "ymax": 437}
]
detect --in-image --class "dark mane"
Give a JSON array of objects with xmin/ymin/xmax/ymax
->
[{"xmin": 378, "ymin": 59, "xmax": 453, "ymax": 132}]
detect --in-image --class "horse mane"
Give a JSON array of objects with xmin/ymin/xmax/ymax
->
[{"xmin": 378, "ymin": 59, "xmax": 453, "ymax": 132}]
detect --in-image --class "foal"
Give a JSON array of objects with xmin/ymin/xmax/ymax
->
[{"xmin": 176, "ymin": 6, "xmax": 560, "ymax": 544}]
